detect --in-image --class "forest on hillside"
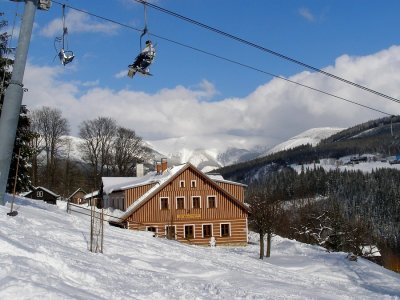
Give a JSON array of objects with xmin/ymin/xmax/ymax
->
[
  {"xmin": 246, "ymin": 166, "xmax": 400, "ymax": 271},
  {"xmin": 219, "ymin": 115, "xmax": 400, "ymax": 183}
]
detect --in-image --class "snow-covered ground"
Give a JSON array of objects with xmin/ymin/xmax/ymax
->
[{"xmin": 1, "ymin": 196, "xmax": 400, "ymax": 300}]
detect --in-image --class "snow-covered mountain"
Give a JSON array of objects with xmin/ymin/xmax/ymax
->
[
  {"xmin": 60, "ymin": 127, "xmax": 343, "ymax": 173},
  {"xmin": 261, "ymin": 127, "xmax": 345, "ymax": 157},
  {"xmin": 1, "ymin": 195, "xmax": 399, "ymax": 299}
]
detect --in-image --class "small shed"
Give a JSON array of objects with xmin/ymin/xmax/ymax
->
[
  {"xmin": 24, "ymin": 186, "xmax": 60, "ymax": 205},
  {"xmin": 68, "ymin": 188, "xmax": 87, "ymax": 205}
]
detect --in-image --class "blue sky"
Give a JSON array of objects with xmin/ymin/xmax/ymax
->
[{"xmin": 1, "ymin": 0, "xmax": 400, "ymax": 152}]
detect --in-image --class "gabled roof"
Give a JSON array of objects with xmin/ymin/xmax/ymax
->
[
  {"xmin": 108, "ymin": 163, "xmax": 249, "ymax": 223},
  {"xmin": 68, "ymin": 188, "xmax": 87, "ymax": 200},
  {"xmin": 24, "ymin": 186, "xmax": 60, "ymax": 198}
]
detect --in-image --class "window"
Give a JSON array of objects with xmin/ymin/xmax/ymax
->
[
  {"xmin": 184, "ymin": 225, "xmax": 194, "ymax": 239},
  {"xmin": 146, "ymin": 226, "xmax": 157, "ymax": 233},
  {"xmin": 207, "ymin": 196, "xmax": 216, "ymax": 208},
  {"xmin": 176, "ymin": 197, "xmax": 185, "ymax": 209},
  {"xmin": 192, "ymin": 196, "xmax": 201, "ymax": 209},
  {"xmin": 202, "ymin": 224, "xmax": 212, "ymax": 238},
  {"xmin": 179, "ymin": 180, "xmax": 185, "ymax": 188},
  {"xmin": 221, "ymin": 223, "xmax": 230, "ymax": 237},
  {"xmin": 36, "ymin": 191, "xmax": 43, "ymax": 198},
  {"xmin": 191, "ymin": 180, "xmax": 197, "ymax": 188},
  {"xmin": 160, "ymin": 197, "xmax": 169, "ymax": 209}
]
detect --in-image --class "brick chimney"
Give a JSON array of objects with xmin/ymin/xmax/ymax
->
[
  {"xmin": 161, "ymin": 158, "xmax": 168, "ymax": 173},
  {"xmin": 156, "ymin": 161, "xmax": 162, "ymax": 174}
]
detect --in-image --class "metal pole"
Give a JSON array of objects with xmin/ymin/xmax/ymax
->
[{"xmin": 0, "ymin": 0, "xmax": 38, "ymax": 205}]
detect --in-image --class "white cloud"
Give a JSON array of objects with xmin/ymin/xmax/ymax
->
[
  {"xmin": 299, "ymin": 8, "xmax": 315, "ymax": 22},
  {"xmin": 40, "ymin": 10, "xmax": 119, "ymax": 37},
  {"xmin": 21, "ymin": 46, "xmax": 400, "ymax": 152}
]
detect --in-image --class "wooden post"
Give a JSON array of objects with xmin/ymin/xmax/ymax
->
[{"xmin": 7, "ymin": 148, "xmax": 21, "ymax": 217}]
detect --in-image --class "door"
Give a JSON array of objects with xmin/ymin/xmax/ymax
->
[{"xmin": 166, "ymin": 226, "xmax": 176, "ymax": 240}]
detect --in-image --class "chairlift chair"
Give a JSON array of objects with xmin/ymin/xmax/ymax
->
[
  {"xmin": 55, "ymin": 4, "xmax": 75, "ymax": 66},
  {"xmin": 59, "ymin": 48, "xmax": 74, "ymax": 66}
]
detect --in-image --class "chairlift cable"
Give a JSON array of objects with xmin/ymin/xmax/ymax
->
[
  {"xmin": 140, "ymin": 1, "xmax": 148, "ymax": 50},
  {"xmin": 62, "ymin": 4, "xmax": 66, "ymax": 50},
  {"xmin": 50, "ymin": 1, "xmax": 392, "ymax": 116},
  {"xmin": 135, "ymin": 0, "xmax": 400, "ymax": 105}
]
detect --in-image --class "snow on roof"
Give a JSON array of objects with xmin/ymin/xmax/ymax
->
[
  {"xmin": 108, "ymin": 164, "xmax": 188, "ymax": 222},
  {"xmin": 102, "ymin": 177, "xmax": 138, "ymax": 194},
  {"xmin": 68, "ymin": 188, "xmax": 86, "ymax": 199},
  {"xmin": 84, "ymin": 190, "xmax": 99, "ymax": 199},
  {"xmin": 36, "ymin": 186, "xmax": 60, "ymax": 198}
]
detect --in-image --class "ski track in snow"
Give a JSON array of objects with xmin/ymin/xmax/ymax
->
[{"xmin": 1, "ymin": 196, "xmax": 400, "ymax": 300}]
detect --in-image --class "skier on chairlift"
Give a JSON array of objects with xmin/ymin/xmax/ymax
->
[
  {"xmin": 59, "ymin": 48, "xmax": 74, "ymax": 66},
  {"xmin": 128, "ymin": 40, "xmax": 156, "ymax": 77}
]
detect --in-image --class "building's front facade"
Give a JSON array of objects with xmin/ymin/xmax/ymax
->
[{"xmin": 106, "ymin": 162, "xmax": 249, "ymax": 246}]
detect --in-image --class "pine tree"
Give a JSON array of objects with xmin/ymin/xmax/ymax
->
[{"xmin": 0, "ymin": 13, "xmax": 33, "ymax": 193}]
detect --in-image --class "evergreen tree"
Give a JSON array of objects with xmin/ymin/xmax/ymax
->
[{"xmin": 0, "ymin": 13, "xmax": 33, "ymax": 193}]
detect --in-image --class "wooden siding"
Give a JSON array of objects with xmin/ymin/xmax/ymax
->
[
  {"xmin": 70, "ymin": 191, "xmax": 86, "ymax": 204},
  {"xmin": 108, "ymin": 191, "xmax": 125, "ymax": 211},
  {"xmin": 128, "ymin": 218, "xmax": 247, "ymax": 245},
  {"xmin": 215, "ymin": 181, "xmax": 245, "ymax": 202},
  {"xmin": 125, "ymin": 168, "xmax": 248, "ymax": 245},
  {"xmin": 125, "ymin": 183, "xmax": 157, "ymax": 209}
]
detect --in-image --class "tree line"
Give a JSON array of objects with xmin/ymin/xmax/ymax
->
[{"xmin": 246, "ymin": 166, "xmax": 400, "ymax": 270}]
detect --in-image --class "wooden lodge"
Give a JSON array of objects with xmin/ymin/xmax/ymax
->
[
  {"xmin": 23, "ymin": 186, "xmax": 60, "ymax": 205},
  {"xmin": 104, "ymin": 161, "xmax": 249, "ymax": 246}
]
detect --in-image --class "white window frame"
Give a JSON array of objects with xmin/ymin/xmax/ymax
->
[
  {"xmin": 179, "ymin": 180, "xmax": 185, "ymax": 188},
  {"xmin": 165, "ymin": 225, "xmax": 177, "ymax": 239},
  {"xmin": 160, "ymin": 197, "xmax": 169, "ymax": 210},
  {"xmin": 220, "ymin": 223, "xmax": 231, "ymax": 237},
  {"xmin": 207, "ymin": 195, "xmax": 217, "ymax": 208},
  {"xmin": 36, "ymin": 190, "xmax": 43, "ymax": 198},
  {"xmin": 202, "ymin": 223, "xmax": 213, "ymax": 238},
  {"xmin": 191, "ymin": 196, "xmax": 202, "ymax": 209},
  {"xmin": 190, "ymin": 180, "xmax": 197, "ymax": 188},
  {"xmin": 184, "ymin": 224, "xmax": 195, "ymax": 239},
  {"xmin": 146, "ymin": 226, "xmax": 158, "ymax": 233},
  {"xmin": 176, "ymin": 196, "xmax": 185, "ymax": 210}
]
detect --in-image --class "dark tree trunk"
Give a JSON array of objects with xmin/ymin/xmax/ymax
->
[
  {"xmin": 266, "ymin": 231, "xmax": 272, "ymax": 257},
  {"xmin": 259, "ymin": 231, "xmax": 265, "ymax": 259}
]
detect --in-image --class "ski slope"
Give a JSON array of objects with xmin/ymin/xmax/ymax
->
[{"xmin": 1, "ymin": 195, "xmax": 399, "ymax": 300}]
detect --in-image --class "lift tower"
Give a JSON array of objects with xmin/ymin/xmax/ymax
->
[{"xmin": 0, "ymin": 0, "xmax": 51, "ymax": 205}]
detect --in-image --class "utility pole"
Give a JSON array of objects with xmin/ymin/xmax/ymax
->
[{"xmin": 0, "ymin": 0, "xmax": 45, "ymax": 205}]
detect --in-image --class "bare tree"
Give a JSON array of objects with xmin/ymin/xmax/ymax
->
[
  {"xmin": 112, "ymin": 127, "xmax": 151, "ymax": 176},
  {"xmin": 30, "ymin": 107, "xmax": 69, "ymax": 189},
  {"xmin": 79, "ymin": 117, "xmax": 117, "ymax": 189},
  {"xmin": 246, "ymin": 183, "xmax": 283, "ymax": 259}
]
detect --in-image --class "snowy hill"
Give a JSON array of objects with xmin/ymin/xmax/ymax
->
[
  {"xmin": 1, "ymin": 195, "xmax": 400, "ymax": 299},
  {"xmin": 262, "ymin": 127, "xmax": 344, "ymax": 156}
]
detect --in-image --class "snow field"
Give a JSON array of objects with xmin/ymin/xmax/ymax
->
[{"xmin": 0, "ymin": 195, "xmax": 399, "ymax": 300}]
